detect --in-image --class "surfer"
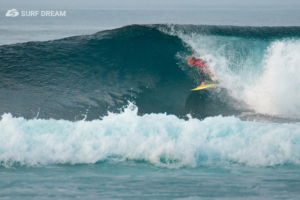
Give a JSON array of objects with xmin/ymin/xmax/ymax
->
[{"xmin": 188, "ymin": 56, "xmax": 216, "ymax": 87}]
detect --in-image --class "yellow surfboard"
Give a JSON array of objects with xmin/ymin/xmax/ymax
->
[{"xmin": 190, "ymin": 83, "xmax": 217, "ymax": 91}]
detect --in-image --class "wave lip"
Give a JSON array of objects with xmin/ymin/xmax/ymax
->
[
  {"xmin": 244, "ymin": 40, "xmax": 300, "ymax": 118},
  {"xmin": 158, "ymin": 24, "xmax": 300, "ymax": 119},
  {"xmin": 0, "ymin": 103, "xmax": 300, "ymax": 168}
]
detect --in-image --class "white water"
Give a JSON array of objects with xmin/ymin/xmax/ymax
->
[
  {"xmin": 168, "ymin": 26, "xmax": 300, "ymax": 119},
  {"xmin": 0, "ymin": 103, "xmax": 300, "ymax": 168},
  {"xmin": 244, "ymin": 40, "xmax": 300, "ymax": 117}
]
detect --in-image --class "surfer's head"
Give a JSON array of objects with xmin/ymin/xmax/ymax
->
[{"xmin": 188, "ymin": 56, "xmax": 196, "ymax": 66}]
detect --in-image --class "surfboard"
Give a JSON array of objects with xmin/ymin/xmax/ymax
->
[{"xmin": 190, "ymin": 83, "xmax": 217, "ymax": 91}]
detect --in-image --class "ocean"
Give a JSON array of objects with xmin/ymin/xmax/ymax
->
[{"xmin": 1, "ymin": 3, "xmax": 300, "ymax": 199}]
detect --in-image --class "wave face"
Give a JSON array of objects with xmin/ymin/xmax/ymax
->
[
  {"xmin": 1, "ymin": 103, "xmax": 300, "ymax": 168},
  {"xmin": 0, "ymin": 25, "xmax": 194, "ymax": 120},
  {"xmin": 1, "ymin": 24, "xmax": 300, "ymax": 120},
  {"xmin": 1, "ymin": 25, "xmax": 300, "ymax": 168}
]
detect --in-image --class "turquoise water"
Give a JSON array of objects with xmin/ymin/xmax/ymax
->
[
  {"xmin": 1, "ymin": 163, "xmax": 300, "ymax": 199},
  {"xmin": 1, "ymin": 105, "xmax": 300, "ymax": 167},
  {"xmin": 0, "ymin": 105, "xmax": 300, "ymax": 199},
  {"xmin": 1, "ymin": 4, "xmax": 300, "ymax": 199}
]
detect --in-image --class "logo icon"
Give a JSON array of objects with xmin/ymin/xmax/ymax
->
[{"xmin": 6, "ymin": 9, "xmax": 19, "ymax": 17}]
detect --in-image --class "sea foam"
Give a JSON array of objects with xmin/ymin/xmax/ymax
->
[
  {"xmin": 0, "ymin": 103, "xmax": 299, "ymax": 168},
  {"xmin": 168, "ymin": 25, "xmax": 300, "ymax": 119}
]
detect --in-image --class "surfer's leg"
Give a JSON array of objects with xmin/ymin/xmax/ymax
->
[
  {"xmin": 197, "ymin": 71, "xmax": 206, "ymax": 86},
  {"xmin": 197, "ymin": 70, "xmax": 203, "ymax": 80},
  {"xmin": 203, "ymin": 73, "xmax": 215, "ymax": 84},
  {"xmin": 208, "ymin": 76, "xmax": 214, "ymax": 84}
]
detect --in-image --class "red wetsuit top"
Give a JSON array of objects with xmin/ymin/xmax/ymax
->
[{"xmin": 194, "ymin": 60, "xmax": 214, "ymax": 77}]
